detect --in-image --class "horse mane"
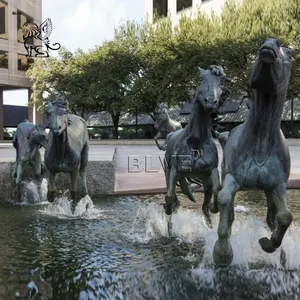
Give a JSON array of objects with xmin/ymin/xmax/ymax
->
[
  {"xmin": 185, "ymin": 65, "xmax": 225, "ymax": 149},
  {"xmin": 51, "ymin": 95, "xmax": 68, "ymax": 110},
  {"xmin": 186, "ymin": 99, "xmax": 202, "ymax": 149},
  {"xmin": 45, "ymin": 95, "xmax": 72, "ymax": 126}
]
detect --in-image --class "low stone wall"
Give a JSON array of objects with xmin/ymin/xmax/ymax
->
[{"xmin": 0, "ymin": 159, "xmax": 116, "ymax": 203}]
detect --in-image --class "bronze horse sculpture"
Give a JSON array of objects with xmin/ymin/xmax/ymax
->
[
  {"xmin": 213, "ymin": 38, "xmax": 293, "ymax": 267},
  {"xmin": 44, "ymin": 95, "xmax": 89, "ymax": 206},
  {"xmin": 154, "ymin": 103, "xmax": 182, "ymax": 151},
  {"xmin": 12, "ymin": 120, "xmax": 47, "ymax": 200},
  {"xmin": 163, "ymin": 65, "xmax": 231, "ymax": 227}
]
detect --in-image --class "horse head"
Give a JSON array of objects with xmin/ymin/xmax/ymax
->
[
  {"xmin": 250, "ymin": 38, "xmax": 292, "ymax": 94},
  {"xmin": 29, "ymin": 124, "xmax": 47, "ymax": 148},
  {"xmin": 44, "ymin": 95, "xmax": 69, "ymax": 137},
  {"xmin": 154, "ymin": 103, "xmax": 169, "ymax": 129},
  {"xmin": 195, "ymin": 65, "xmax": 230, "ymax": 112}
]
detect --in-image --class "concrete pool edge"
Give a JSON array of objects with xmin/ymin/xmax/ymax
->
[{"xmin": 0, "ymin": 159, "xmax": 116, "ymax": 202}]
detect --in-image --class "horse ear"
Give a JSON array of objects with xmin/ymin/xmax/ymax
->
[
  {"xmin": 44, "ymin": 102, "xmax": 52, "ymax": 113},
  {"xmin": 37, "ymin": 124, "xmax": 46, "ymax": 131},
  {"xmin": 198, "ymin": 67, "xmax": 204, "ymax": 74}
]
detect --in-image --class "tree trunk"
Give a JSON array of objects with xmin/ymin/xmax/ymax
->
[
  {"xmin": 111, "ymin": 112, "xmax": 120, "ymax": 139},
  {"xmin": 72, "ymin": 109, "xmax": 78, "ymax": 115}
]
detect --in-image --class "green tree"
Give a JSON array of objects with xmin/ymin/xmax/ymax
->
[
  {"xmin": 85, "ymin": 25, "xmax": 142, "ymax": 138},
  {"xmin": 27, "ymin": 47, "xmax": 97, "ymax": 117}
]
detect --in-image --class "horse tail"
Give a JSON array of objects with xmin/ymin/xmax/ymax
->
[
  {"xmin": 213, "ymin": 130, "xmax": 230, "ymax": 150},
  {"xmin": 186, "ymin": 177, "xmax": 202, "ymax": 187}
]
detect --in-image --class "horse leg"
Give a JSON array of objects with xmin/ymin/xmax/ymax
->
[
  {"xmin": 80, "ymin": 143, "xmax": 89, "ymax": 197},
  {"xmin": 154, "ymin": 132, "xmax": 163, "ymax": 150},
  {"xmin": 179, "ymin": 177, "xmax": 196, "ymax": 203},
  {"xmin": 15, "ymin": 160, "xmax": 26, "ymax": 201},
  {"xmin": 70, "ymin": 169, "xmax": 79, "ymax": 204},
  {"xmin": 164, "ymin": 164, "xmax": 179, "ymax": 215},
  {"xmin": 30, "ymin": 160, "xmax": 42, "ymax": 182},
  {"xmin": 264, "ymin": 189, "xmax": 278, "ymax": 232},
  {"xmin": 259, "ymin": 183, "xmax": 293, "ymax": 254},
  {"xmin": 213, "ymin": 173, "xmax": 240, "ymax": 267},
  {"xmin": 202, "ymin": 176, "xmax": 213, "ymax": 228},
  {"xmin": 210, "ymin": 168, "xmax": 222, "ymax": 214},
  {"xmin": 264, "ymin": 188, "xmax": 286, "ymax": 267},
  {"xmin": 160, "ymin": 139, "xmax": 168, "ymax": 151},
  {"xmin": 31, "ymin": 160, "xmax": 43, "ymax": 201},
  {"xmin": 47, "ymin": 172, "xmax": 57, "ymax": 202}
]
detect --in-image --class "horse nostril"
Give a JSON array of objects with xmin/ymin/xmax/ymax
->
[
  {"xmin": 59, "ymin": 126, "xmax": 61, "ymax": 129},
  {"xmin": 204, "ymin": 98, "xmax": 208, "ymax": 103}
]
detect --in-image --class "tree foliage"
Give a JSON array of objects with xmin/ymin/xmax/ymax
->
[{"xmin": 27, "ymin": 0, "xmax": 300, "ymax": 138}]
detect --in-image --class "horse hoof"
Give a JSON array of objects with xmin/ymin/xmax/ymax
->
[
  {"xmin": 209, "ymin": 203, "xmax": 219, "ymax": 214},
  {"xmin": 259, "ymin": 237, "xmax": 276, "ymax": 253},
  {"xmin": 70, "ymin": 191, "xmax": 76, "ymax": 200},
  {"xmin": 205, "ymin": 218, "xmax": 212, "ymax": 229},
  {"xmin": 213, "ymin": 240, "xmax": 233, "ymax": 267},
  {"xmin": 163, "ymin": 203, "xmax": 172, "ymax": 215},
  {"xmin": 47, "ymin": 191, "xmax": 56, "ymax": 203}
]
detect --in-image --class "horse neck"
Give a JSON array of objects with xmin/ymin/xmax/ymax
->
[
  {"xmin": 51, "ymin": 129, "xmax": 69, "ymax": 162},
  {"xmin": 245, "ymin": 89, "xmax": 286, "ymax": 138},
  {"xmin": 186, "ymin": 103, "xmax": 212, "ymax": 149},
  {"xmin": 28, "ymin": 139, "xmax": 39, "ymax": 155}
]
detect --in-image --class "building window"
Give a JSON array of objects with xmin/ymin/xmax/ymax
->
[
  {"xmin": 153, "ymin": 0, "xmax": 168, "ymax": 19},
  {"xmin": 0, "ymin": 1, "xmax": 8, "ymax": 40},
  {"xmin": 17, "ymin": 10, "xmax": 34, "ymax": 45},
  {"xmin": 177, "ymin": 0, "xmax": 193, "ymax": 12},
  {"xmin": 18, "ymin": 54, "xmax": 34, "ymax": 71},
  {"xmin": 0, "ymin": 50, "xmax": 8, "ymax": 68}
]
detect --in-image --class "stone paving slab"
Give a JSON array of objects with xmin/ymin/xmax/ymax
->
[
  {"xmin": 113, "ymin": 143, "xmax": 300, "ymax": 194},
  {"xmin": 1, "ymin": 141, "xmax": 300, "ymax": 195}
]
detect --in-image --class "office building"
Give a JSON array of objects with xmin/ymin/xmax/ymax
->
[
  {"xmin": 145, "ymin": 0, "xmax": 226, "ymax": 25},
  {"xmin": 0, "ymin": 0, "xmax": 42, "ymax": 139}
]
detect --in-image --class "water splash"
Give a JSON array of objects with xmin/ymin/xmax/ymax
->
[
  {"xmin": 40, "ymin": 195, "xmax": 103, "ymax": 219},
  {"xmin": 127, "ymin": 201, "xmax": 300, "ymax": 270},
  {"xmin": 128, "ymin": 202, "xmax": 169, "ymax": 242},
  {"xmin": 21, "ymin": 178, "xmax": 48, "ymax": 204},
  {"xmin": 127, "ymin": 202, "xmax": 210, "ymax": 243}
]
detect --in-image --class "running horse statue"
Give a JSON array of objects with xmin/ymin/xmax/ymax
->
[
  {"xmin": 163, "ymin": 65, "xmax": 231, "ymax": 227},
  {"xmin": 44, "ymin": 95, "xmax": 89, "ymax": 207},
  {"xmin": 12, "ymin": 120, "xmax": 47, "ymax": 200},
  {"xmin": 213, "ymin": 38, "xmax": 293, "ymax": 267},
  {"xmin": 154, "ymin": 103, "xmax": 182, "ymax": 151}
]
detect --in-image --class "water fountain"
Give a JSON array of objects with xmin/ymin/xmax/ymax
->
[{"xmin": 0, "ymin": 40, "xmax": 299, "ymax": 299}]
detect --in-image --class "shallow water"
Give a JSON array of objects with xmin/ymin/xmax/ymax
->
[{"xmin": 0, "ymin": 188, "xmax": 300, "ymax": 299}]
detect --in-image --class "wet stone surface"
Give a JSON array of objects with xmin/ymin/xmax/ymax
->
[{"xmin": 0, "ymin": 189, "xmax": 299, "ymax": 299}]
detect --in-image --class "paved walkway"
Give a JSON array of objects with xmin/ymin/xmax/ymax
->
[
  {"xmin": 1, "ymin": 140, "xmax": 300, "ymax": 193},
  {"xmin": 114, "ymin": 143, "xmax": 300, "ymax": 193}
]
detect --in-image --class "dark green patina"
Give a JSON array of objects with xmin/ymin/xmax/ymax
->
[
  {"xmin": 44, "ymin": 95, "xmax": 89, "ymax": 206},
  {"xmin": 213, "ymin": 38, "xmax": 293, "ymax": 267}
]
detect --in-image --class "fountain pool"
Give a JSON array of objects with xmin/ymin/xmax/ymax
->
[{"xmin": 0, "ymin": 190, "xmax": 300, "ymax": 299}]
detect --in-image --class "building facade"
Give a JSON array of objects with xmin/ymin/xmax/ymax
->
[
  {"xmin": 145, "ymin": 0, "xmax": 226, "ymax": 25},
  {"xmin": 0, "ymin": 0, "xmax": 42, "ymax": 139}
]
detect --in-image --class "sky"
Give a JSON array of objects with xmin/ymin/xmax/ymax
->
[{"xmin": 4, "ymin": 0, "xmax": 145, "ymax": 106}]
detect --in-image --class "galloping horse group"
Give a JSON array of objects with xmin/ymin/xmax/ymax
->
[
  {"xmin": 13, "ymin": 38, "xmax": 293, "ymax": 268},
  {"xmin": 158, "ymin": 38, "xmax": 293, "ymax": 267}
]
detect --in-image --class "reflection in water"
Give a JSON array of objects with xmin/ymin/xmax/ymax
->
[{"xmin": 0, "ymin": 192, "xmax": 299, "ymax": 299}]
